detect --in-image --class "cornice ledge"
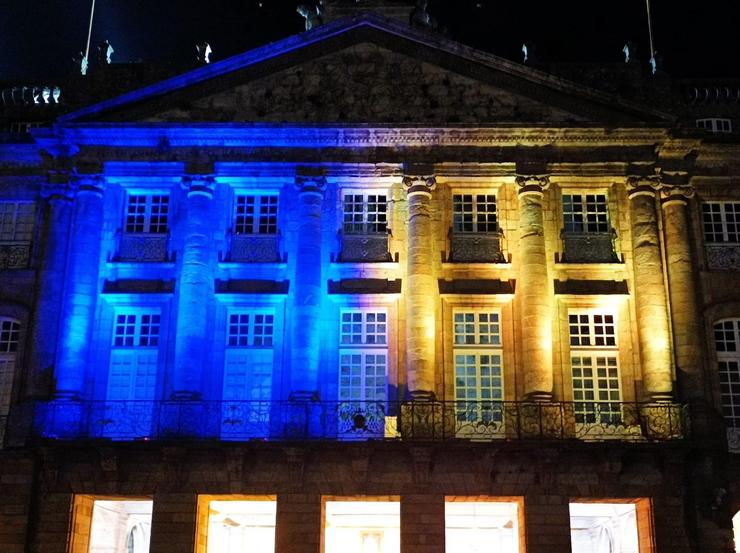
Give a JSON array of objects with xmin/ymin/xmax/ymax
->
[{"xmin": 54, "ymin": 125, "xmax": 671, "ymax": 149}]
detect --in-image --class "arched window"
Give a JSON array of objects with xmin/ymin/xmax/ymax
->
[
  {"xmin": 714, "ymin": 319, "xmax": 740, "ymax": 428},
  {"xmin": 0, "ymin": 317, "xmax": 20, "ymax": 445}
]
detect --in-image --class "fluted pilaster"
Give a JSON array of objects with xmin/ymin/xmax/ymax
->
[
  {"xmin": 55, "ymin": 175, "xmax": 105, "ymax": 398},
  {"xmin": 627, "ymin": 175, "xmax": 673, "ymax": 400},
  {"xmin": 172, "ymin": 176, "xmax": 215, "ymax": 398},
  {"xmin": 515, "ymin": 175, "xmax": 553, "ymax": 401},
  {"xmin": 661, "ymin": 184, "xmax": 705, "ymax": 401},
  {"xmin": 403, "ymin": 174, "xmax": 437, "ymax": 399},
  {"xmin": 289, "ymin": 176, "xmax": 326, "ymax": 398}
]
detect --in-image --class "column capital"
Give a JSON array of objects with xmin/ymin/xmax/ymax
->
[
  {"xmin": 295, "ymin": 175, "xmax": 327, "ymax": 196},
  {"xmin": 515, "ymin": 175, "xmax": 550, "ymax": 195},
  {"xmin": 402, "ymin": 175, "xmax": 436, "ymax": 196},
  {"xmin": 41, "ymin": 176, "xmax": 74, "ymax": 202},
  {"xmin": 70, "ymin": 174, "xmax": 104, "ymax": 196},
  {"xmin": 660, "ymin": 184, "xmax": 695, "ymax": 206},
  {"xmin": 626, "ymin": 174, "xmax": 661, "ymax": 199},
  {"xmin": 181, "ymin": 175, "xmax": 215, "ymax": 198}
]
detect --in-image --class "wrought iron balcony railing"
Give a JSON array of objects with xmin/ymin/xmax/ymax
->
[{"xmin": 30, "ymin": 400, "xmax": 689, "ymax": 443}]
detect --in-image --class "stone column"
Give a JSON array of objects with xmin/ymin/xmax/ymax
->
[
  {"xmin": 172, "ymin": 176, "xmax": 215, "ymax": 399},
  {"xmin": 289, "ymin": 176, "xmax": 325, "ymax": 398},
  {"xmin": 627, "ymin": 176, "xmax": 673, "ymax": 400},
  {"xmin": 661, "ymin": 184, "xmax": 705, "ymax": 401},
  {"xmin": 27, "ymin": 178, "xmax": 73, "ymax": 397},
  {"xmin": 55, "ymin": 176, "xmax": 105, "ymax": 399},
  {"xmin": 403, "ymin": 174, "xmax": 437, "ymax": 399},
  {"xmin": 515, "ymin": 175, "xmax": 553, "ymax": 401}
]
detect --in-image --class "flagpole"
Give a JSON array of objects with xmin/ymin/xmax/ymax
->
[
  {"xmin": 84, "ymin": 0, "xmax": 96, "ymax": 62},
  {"xmin": 645, "ymin": 0, "xmax": 655, "ymax": 57}
]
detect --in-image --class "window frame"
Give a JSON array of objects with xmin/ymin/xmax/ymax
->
[
  {"xmin": 226, "ymin": 309, "xmax": 276, "ymax": 348},
  {"xmin": 696, "ymin": 117, "xmax": 732, "ymax": 133},
  {"xmin": 567, "ymin": 309, "xmax": 621, "ymax": 425},
  {"xmin": 714, "ymin": 318, "xmax": 740, "ymax": 429},
  {"xmin": 338, "ymin": 308, "xmax": 389, "ymax": 403},
  {"xmin": 341, "ymin": 190, "xmax": 389, "ymax": 235},
  {"xmin": 0, "ymin": 201, "xmax": 35, "ymax": 243},
  {"xmin": 561, "ymin": 192, "xmax": 610, "ymax": 234},
  {"xmin": 702, "ymin": 201, "xmax": 740, "ymax": 244},
  {"xmin": 233, "ymin": 193, "xmax": 279, "ymax": 236},
  {"xmin": 123, "ymin": 193, "xmax": 170, "ymax": 235},
  {"xmin": 451, "ymin": 192, "xmax": 499, "ymax": 234}
]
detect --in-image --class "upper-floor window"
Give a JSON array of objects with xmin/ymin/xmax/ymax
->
[
  {"xmin": 453, "ymin": 310, "xmax": 503, "ymax": 428},
  {"xmin": 568, "ymin": 311, "xmax": 620, "ymax": 424},
  {"xmin": 227, "ymin": 312, "xmax": 274, "ymax": 347},
  {"xmin": 452, "ymin": 194, "xmax": 498, "ymax": 233},
  {"xmin": 696, "ymin": 118, "xmax": 732, "ymax": 133},
  {"xmin": 562, "ymin": 194, "xmax": 609, "ymax": 234},
  {"xmin": 234, "ymin": 195, "xmax": 278, "ymax": 235},
  {"xmin": 0, "ymin": 318, "xmax": 20, "ymax": 427},
  {"xmin": 0, "ymin": 202, "xmax": 34, "ymax": 243},
  {"xmin": 113, "ymin": 312, "xmax": 160, "ymax": 347},
  {"xmin": 702, "ymin": 202, "xmax": 740, "ymax": 243},
  {"xmin": 125, "ymin": 194, "xmax": 169, "ymax": 234},
  {"xmin": 714, "ymin": 319, "xmax": 740, "ymax": 429},
  {"xmin": 339, "ymin": 309, "xmax": 387, "ymax": 403},
  {"xmin": 342, "ymin": 192, "xmax": 387, "ymax": 234}
]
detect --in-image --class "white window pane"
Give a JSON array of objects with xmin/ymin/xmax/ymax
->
[
  {"xmin": 89, "ymin": 500, "xmax": 153, "ymax": 553},
  {"xmin": 569, "ymin": 503, "xmax": 639, "ymax": 553},
  {"xmin": 207, "ymin": 500, "xmax": 276, "ymax": 553},
  {"xmin": 445, "ymin": 501, "xmax": 519, "ymax": 553},
  {"xmin": 325, "ymin": 501, "xmax": 400, "ymax": 553}
]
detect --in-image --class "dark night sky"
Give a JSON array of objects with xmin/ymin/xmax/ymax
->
[{"xmin": 1, "ymin": 0, "xmax": 739, "ymax": 83}]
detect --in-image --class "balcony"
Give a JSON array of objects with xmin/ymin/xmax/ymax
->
[
  {"xmin": 226, "ymin": 232, "xmax": 281, "ymax": 263},
  {"xmin": 116, "ymin": 232, "xmax": 170, "ymax": 262},
  {"xmin": 338, "ymin": 232, "xmax": 391, "ymax": 262},
  {"xmin": 560, "ymin": 231, "xmax": 619, "ymax": 263},
  {"xmin": 448, "ymin": 231, "xmax": 505, "ymax": 263},
  {"xmin": 705, "ymin": 244, "xmax": 740, "ymax": 271},
  {"xmin": 31, "ymin": 400, "xmax": 689, "ymax": 443},
  {"xmin": 0, "ymin": 241, "xmax": 31, "ymax": 269}
]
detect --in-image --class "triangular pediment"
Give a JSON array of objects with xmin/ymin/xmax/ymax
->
[{"xmin": 60, "ymin": 15, "xmax": 673, "ymax": 125}]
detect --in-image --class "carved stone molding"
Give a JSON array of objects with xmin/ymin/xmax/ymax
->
[
  {"xmin": 660, "ymin": 184, "xmax": 695, "ymax": 204},
  {"xmin": 181, "ymin": 175, "xmax": 215, "ymax": 198},
  {"xmin": 402, "ymin": 175, "xmax": 436, "ymax": 196},
  {"xmin": 515, "ymin": 175, "xmax": 550, "ymax": 195},
  {"xmin": 295, "ymin": 175, "xmax": 327, "ymax": 197},
  {"xmin": 626, "ymin": 174, "xmax": 661, "ymax": 198},
  {"xmin": 70, "ymin": 174, "xmax": 105, "ymax": 196}
]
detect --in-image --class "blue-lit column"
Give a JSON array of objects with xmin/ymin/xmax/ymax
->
[
  {"xmin": 289, "ymin": 176, "xmax": 326, "ymax": 399},
  {"xmin": 172, "ymin": 176, "xmax": 215, "ymax": 399},
  {"xmin": 27, "ymin": 177, "xmax": 73, "ymax": 397},
  {"xmin": 402, "ymin": 173, "xmax": 437, "ymax": 399},
  {"xmin": 55, "ymin": 175, "xmax": 105, "ymax": 399}
]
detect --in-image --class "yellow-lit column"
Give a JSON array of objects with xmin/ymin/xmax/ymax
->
[
  {"xmin": 403, "ymin": 174, "xmax": 437, "ymax": 399},
  {"xmin": 627, "ymin": 176, "xmax": 673, "ymax": 400},
  {"xmin": 515, "ymin": 175, "xmax": 553, "ymax": 401},
  {"xmin": 661, "ymin": 184, "xmax": 705, "ymax": 401}
]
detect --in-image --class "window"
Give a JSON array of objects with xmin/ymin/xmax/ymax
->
[
  {"xmin": 703, "ymin": 202, "xmax": 740, "ymax": 243},
  {"xmin": 568, "ymin": 311, "xmax": 621, "ymax": 424},
  {"xmin": 563, "ymin": 194, "xmax": 609, "ymax": 234},
  {"xmin": 202, "ymin": 497, "xmax": 276, "ymax": 553},
  {"xmin": 222, "ymin": 312, "xmax": 275, "ymax": 438},
  {"xmin": 445, "ymin": 500, "xmax": 519, "ymax": 553},
  {"xmin": 696, "ymin": 118, "xmax": 732, "ymax": 133},
  {"xmin": 569, "ymin": 502, "xmax": 647, "ymax": 553},
  {"xmin": 452, "ymin": 194, "xmax": 498, "ymax": 233},
  {"xmin": 339, "ymin": 310, "xmax": 387, "ymax": 403},
  {"xmin": 74, "ymin": 498, "xmax": 153, "ymax": 553},
  {"xmin": 124, "ymin": 194, "xmax": 169, "ymax": 234},
  {"xmin": 453, "ymin": 311, "xmax": 503, "ymax": 428},
  {"xmin": 234, "ymin": 195, "xmax": 278, "ymax": 235},
  {"xmin": 715, "ymin": 319, "xmax": 740, "ymax": 428},
  {"xmin": 0, "ymin": 202, "xmax": 34, "ymax": 243},
  {"xmin": 343, "ymin": 193, "xmax": 387, "ymax": 234},
  {"xmin": 324, "ymin": 500, "xmax": 400, "ymax": 553},
  {"xmin": 0, "ymin": 318, "xmax": 20, "ymax": 445}
]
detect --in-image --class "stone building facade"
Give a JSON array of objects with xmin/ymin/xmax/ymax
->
[{"xmin": 1, "ymin": 5, "xmax": 740, "ymax": 553}]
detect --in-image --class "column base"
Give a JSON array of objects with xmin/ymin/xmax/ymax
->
[{"xmin": 523, "ymin": 391, "xmax": 553, "ymax": 403}]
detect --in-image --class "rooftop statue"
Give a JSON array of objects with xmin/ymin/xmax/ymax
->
[
  {"xmin": 297, "ymin": 1, "xmax": 324, "ymax": 31},
  {"xmin": 196, "ymin": 42, "xmax": 213, "ymax": 64},
  {"xmin": 410, "ymin": 0, "xmax": 437, "ymax": 29},
  {"xmin": 98, "ymin": 40, "xmax": 114, "ymax": 64}
]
